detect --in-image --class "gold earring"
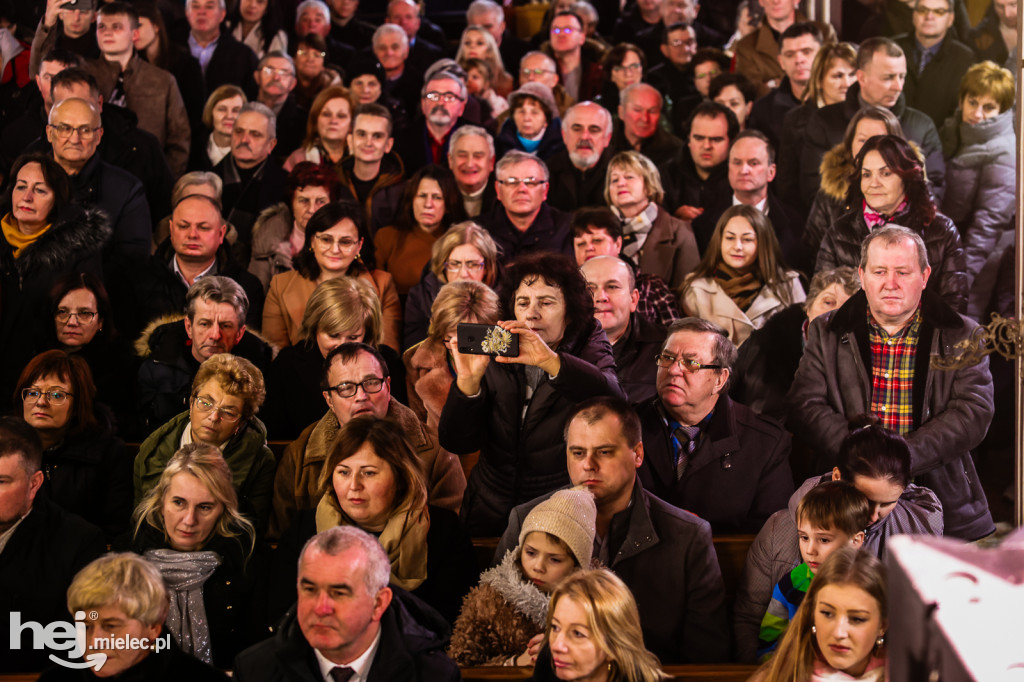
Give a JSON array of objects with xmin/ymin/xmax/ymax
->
[{"xmin": 876, "ymin": 634, "xmax": 885, "ymax": 647}]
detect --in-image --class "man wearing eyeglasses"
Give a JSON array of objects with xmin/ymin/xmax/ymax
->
[
  {"xmin": 393, "ymin": 71, "xmax": 469, "ymax": 172},
  {"xmin": 544, "ymin": 11, "xmax": 602, "ymax": 102},
  {"xmin": 253, "ymin": 51, "xmax": 304, "ymax": 162},
  {"xmin": 635, "ymin": 317, "xmax": 793, "ymax": 534},
  {"xmin": 480, "ymin": 150, "xmax": 572, "ymax": 265},
  {"xmin": 269, "ymin": 343, "xmax": 465, "ymax": 539},
  {"xmin": 895, "ymin": 0, "xmax": 976, "ymax": 129},
  {"xmin": 632, "ymin": 0, "xmax": 724, "ymax": 65},
  {"xmin": 519, "ymin": 51, "xmax": 573, "ymax": 117},
  {"xmin": 646, "ymin": 23, "xmax": 700, "ymax": 107}
]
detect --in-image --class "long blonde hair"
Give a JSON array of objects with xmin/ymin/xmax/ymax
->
[{"xmin": 545, "ymin": 569, "xmax": 668, "ymax": 681}]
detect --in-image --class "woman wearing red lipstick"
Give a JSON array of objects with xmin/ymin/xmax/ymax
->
[
  {"xmin": 128, "ymin": 443, "xmax": 265, "ymax": 669},
  {"xmin": 374, "ymin": 165, "xmax": 466, "ymax": 297},
  {"xmin": 304, "ymin": 415, "xmax": 475, "ymax": 624},
  {"xmin": 449, "ymin": 487, "xmax": 596, "ymax": 667},
  {"xmin": 754, "ymin": 547, "xmax": 887, "ymax": 682},
  {"xmin": 531, "ymin": 568, "xmax": 667, "ymax": 681},
  {"xmin": 680, "ymin": 204, "xmax": 804, "ymax": 346}
]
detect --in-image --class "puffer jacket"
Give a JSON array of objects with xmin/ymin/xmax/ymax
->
[
  {"xmin": 438, "ymin": 318, "xmax": 624, "ymax": 536},
  {"xmin": 939, "ymin": 108, "xmax": 1016, "ymax": 287},
  {"xmin": 448, "ymin": 549, "xmax": 549, "ymax": 666},
  {"xmin": 815, "ymin": 204, "xmax": 967, "ymax": 312},
  {"xmin": 133, "ymin": 410, "xmax": 277, "ymax": 533},
  {"xmin": 247, "ymin": 203, "xmax": 295, "ymax": 293},
  {"xmin": 787, "ymin": 290, "xmax": 995, "ymax": 540}
]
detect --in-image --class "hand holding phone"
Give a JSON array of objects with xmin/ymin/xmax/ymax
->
[{"xmin": 456, "ymin": 323, "xmax": 520, "ymax": 357}]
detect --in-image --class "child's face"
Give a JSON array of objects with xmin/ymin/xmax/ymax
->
[
  {"xmin": 797, "ymin": 520, "xmax": 860, "ymax": 573},
  {"xmin": 520, "ymin": 531, "xmax": 576, "ymax": 593},
  {"xmin": 466, "ymin": 67, "xmax": 488, "ymax": 96}
]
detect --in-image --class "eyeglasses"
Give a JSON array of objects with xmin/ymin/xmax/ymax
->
[
  {"xmin": 55, "ymin": 309, "xmax": 98, "ymax": 324},
  {"xmin": 192, "ymin": 395, "xmax": 242, "ymax": 422},
  {"xmin": 521, "ymin": 67, "xmax": 556, "ymax": 77},
  {"xmin": 612, "ymin": 62, "xmax": 643, "ymax": 73},
  {"xmin": 654, "ymin": 353, "xmax": 723, "ymax": 373},
  {"xmin": 694, "ymin": 69, "xmax": 722, "ymax": 80},
  {"xmin": 551, "ymin": 26, "xmax": 576, "ymax": 35},
  {"xmin": 914, "ymin": 6, "xmax": 950, "ymax": 15},
  {"xmin": 424, "ymin": 91, "xmax": 464, "ymax": 103},
  {"xmin": 48, "ymin": 123, "xmax": 101, "ymax": 140},
  {"xmin": 261, "ymin": 66, "xmax": 295, "ymax": 79},
  {"xmin": 667, "ymin": 38, "xmax": 697, "ymax": 48},
  {"xmin": 445, "ymin": 259, "xmax": 486, "ymax": 273},
  {"xmin": 22, "ymin": 388, "xmax": 74, "ymax": 404},
  {"xmin": 314, "ymin": 233, "xmax": 360, "ymax": 250},
  {"xmin": 327, "ymin": 377, "xmax": 385, "ymax": 398},
  {"xmin": 296, "ymin": 48, "xmax": 326, "ymax": 58},
  {"xmin": 496, "ymin": 177, "xmax": 546, "ymax": 188}
]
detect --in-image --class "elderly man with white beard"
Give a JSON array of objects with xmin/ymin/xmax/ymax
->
[{"xmin": 546, "ymin": 101, "xmax": 615, "ymax": 212}]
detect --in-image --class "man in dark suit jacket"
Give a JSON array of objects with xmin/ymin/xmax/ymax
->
[
  {"xmin": 0, "ymin": 418, "xmax": 105, "ymax": 673},
  {"xmin": 494, "ymin": 397, "xmax": 730, "ymax": 665},
  {"xmin": 546, "ymin": 101, "xmax": 614, "ymax": 212},
  {"xmin": 635, "ymin": 318, "xmax": 794, "ymax": 535},
  {"xmin": 233, "ymin": 526, "xmax": 460, "ymax": 682},
  {"xmin": 185, "ymin": 0, "xmax": 257, "ymax": 96}
]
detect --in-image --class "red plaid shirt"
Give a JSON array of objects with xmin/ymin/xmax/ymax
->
[{"xmin": 867, "ymin": 307, "xmax": 922, "ymax": 434}]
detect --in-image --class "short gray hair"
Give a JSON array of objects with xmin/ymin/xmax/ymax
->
[
  {"xmin": 571, "ymin": 1, "xmax": 598, "ymax": 26},
  {"xmin": 496, "ymin": 149, "xmax": 549, "ymax": 181},
  {"xmin": 521, "ymin": 50, "xmax": 556, "ymax": 72},
  {"xmin": 185, "ymin": 276, "xmax": 249, "ymax": 323},
  {"xmin": 661, "ymin": 317, "xmax": 737, "ymax": 372},
  {"xmin": 467, "ymin": 0, "xmax": 503, "ymax": 23},
  {"xmin": 622, "ymin": 82, "xmax": 662, "ymax": 110},
  {"xmin": 258, "ymin": 50, "xmax": 295, "ymax": 74},
  {"xmin": 186, "ymin": 0, "xmax": 226, "ymax": 12},
  {"xmin": 858, "ymin": 225, "xmax": 930, "ymax": 273},
  {"xmin": 373, "ymin": 23, "xmax": 408, "ymax": 50},
  {"xmin": 300, "ymin": 526, "xmax": 391, "ymax": 595},
  {"xmin": 805, "ymin": 266, "xmax": 861, "ymax": 312},
  {"xmin": 172, "ymin": 171, "xmax": 222, "ymax": 206},
  {"xmin": 449, "ymin": 125, "xmax": 495, "ymax": 159},
  {"xmin": 295, "ymin": 0, "xmax": 329, "ymax": 24},
  {"xmin": 564, "ymin": 101, "xmax": 612, "ymax": 133},
  {"xmin": 422, "ymin": 70, "xmax": 468, "ymax": 101},
  {"xmin": 237, "ymin": 101, "xmax": 277, "ymax": 141}
]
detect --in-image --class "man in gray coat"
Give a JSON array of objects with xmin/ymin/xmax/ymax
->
[
  {"xmin": 494, "ymin": 396, "xmax": 730, "ymax": 665},
  {"xmin": 787, "ymin": 225, "xmax": 995, "ymax": 541}
]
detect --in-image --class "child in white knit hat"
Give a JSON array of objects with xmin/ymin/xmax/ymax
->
[{"xmin": 448, "ymin": 487, "xmax": 597, "ymax": 667}]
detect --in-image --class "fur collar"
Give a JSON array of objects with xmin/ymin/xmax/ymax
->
[
  {"xmin": 13, "ymin": 206, "xmax": 111, "ymax": 275},
  {"xmin": 819, "ymin": 144, "xmax": 853, "ymax": 202},
  {"xmin": 480, "ymin": 550, "xmax": 550, "ymax": 630},
  {"xmin": 827, "ymin": 290, "xmax": 965, "ymax": 333},
  {"xmin": 135, "ymin": 314, "xmax": 186, "ymax": 358}
]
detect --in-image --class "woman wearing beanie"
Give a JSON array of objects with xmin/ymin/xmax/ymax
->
[{"xmin": 449, "ymin": 487, "xmax": 597, "ymax": 667}]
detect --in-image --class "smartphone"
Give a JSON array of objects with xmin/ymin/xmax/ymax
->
[{"xmin": 457, "ymin": 323, "xmax": 519, "ymax": 357}]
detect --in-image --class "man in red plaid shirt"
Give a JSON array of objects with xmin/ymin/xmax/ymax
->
[{"xmin": 788, "ymin": 225, "xmax": 994, "ymax": 541}]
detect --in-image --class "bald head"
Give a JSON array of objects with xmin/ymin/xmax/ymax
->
[
  {"xmin": 47, "ymin": 98, "xmax": 104, "ymax": 174},
  {"xmin": 581, "ymin": 255, "xmax": 638, "ymax": 344},
  {"xmin": 48, "ymin": 97, "xmax": 100, "ymax": 126}
]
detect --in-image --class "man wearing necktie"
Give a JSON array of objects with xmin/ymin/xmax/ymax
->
[
  {"xmin": 233, "ymin": 526, "xmax": 460, "ymax": 681},
  {"xmin": 636, "ymin": 317, "xmax": 794, "ymax": 534}
]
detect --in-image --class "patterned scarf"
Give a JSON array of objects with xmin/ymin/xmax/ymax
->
[
  {"xmin": 863, "ymin": 199, "xmax": 907, "ymax": 229},
  {"xmin": 615, "ymin": 203, "xmax": 658, "ymax": 265},
  {"xmin": 143, "ymin": 549, "xmax": 221, "ymax": 664},
  {"xmin": 714, "ymin": 263, "xmax": 764, "ymax": 312}
]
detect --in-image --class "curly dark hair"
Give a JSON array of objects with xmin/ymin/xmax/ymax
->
[
  {"xmin": 848, "ymin": 134, "xmax": 935, "ymax": 228},
  {"xmin": 293, "ymin": 200, "xmax": 375, "ymax": 280},
  {"xmin": 393, "ymin": 165, "xmax": 466, "ymax": 234},
  {"xmin": 285, "ymin": 161, "xmax": 340, "ymax": 205},
  {"xmin": 499, "ymin": 252, "xmax": 594, "ymax": 348}
]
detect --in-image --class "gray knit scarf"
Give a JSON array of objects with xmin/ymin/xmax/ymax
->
[{"xmin": 144, "ymin": 548, "xmax": 221, "ymax": 664}]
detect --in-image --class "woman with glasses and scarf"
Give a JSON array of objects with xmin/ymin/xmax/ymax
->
[
  {"xmin": 13, "ymin": 349, "xmax": 131, "ymax": 540},
  {"xmin": 133, "ymin": 354, "xmax": 275, "ymax": 536},
  {"xmin": 126, "ymin": 443, "xmax": 267, "ymax": 670}
]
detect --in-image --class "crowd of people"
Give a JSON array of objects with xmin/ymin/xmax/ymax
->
[{"xmin": 0, "ymin": 0, "xmax": 1015, "ymax": 679}]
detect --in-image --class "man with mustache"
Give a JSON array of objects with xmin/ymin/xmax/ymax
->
[
  {"xmin": 546, "ymin": 101, "xmax": 614, "ymax": 212},
  {"xmin": 213, "ymin": 102, "xmax": 286, "ymax": 265},
  {"xmin": 393, "ymin": 70, "xmax": 469, "ymax": 173}
]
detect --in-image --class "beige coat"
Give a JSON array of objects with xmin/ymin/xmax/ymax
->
[
  {"xmin": 681, "ymin": 272, "xmax": 806, "ymax": 347},
  {"xmin": 262, "ymin": 268, "xmax": 402, "ymax": 351}
]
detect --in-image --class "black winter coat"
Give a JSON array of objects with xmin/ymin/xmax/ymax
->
[
  {"xmin": 815, "ymin": 204, "xmax": 967, "ymax": 312},
  {"xmin": 729, "ymin": 303, "xmax": 808, "ymax": 423},
  {"xmin": 896, "ymin": 33, "xmax": 977, "ymax": 129},
  {"xmin": 439, "ymin": 318, "xmax": 625, "ymax": 536},
  {"xmin": 612, "ymin": 312, "xmax": 666, "ymax": 404},
  {"xmin": 545, "ymin": 146, "xmax": 614, "ymax": 212},
  {"xmin": 38, "ymin": 406, "xmax": 132, "ymax": 540},
  {"xmin": 636, "ymin": 395, "xmax": 794, "ymax": 534},
  {"xmin": 403, "ymin": 270, "xmax": 443, "ymax": 351},
  {"xmin": 495, "ymin": 116, "xmax": 566, "ymax": 162},
  {"xmin": 480, "ymin": 202, "xmax": 573, "ymax": 266},
  {"xmin": 233, "ymin": 589, "xmax": 461, "ymax": 682}
]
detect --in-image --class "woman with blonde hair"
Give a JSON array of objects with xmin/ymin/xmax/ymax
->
[
  {"xmin": 532, "ymin": 568, "xmax": 667, "ymax": 681},
  {"xmin": 262, "ymin": 276, "xmax": 405, "ymax": 439},
  {"xmin": 38, "ymin": 552, "xmax": 226, "ymax": 680},
  {"xmin": 404, "ymin": 220, "xmax": 501, "ymax": 349},
  {"xmin": 680, "ymin": 204, "xmax": 804, "ymax": 347},
  {"xmin": 604, "ymin": 151, "xmax": 699, "ymax": 291},
  {"xmin": 753, "ymin": 547, "xmax": 887, "ymax": 681},
  {"xmin": 455, "ymin": 25, "xmax": 513, "ymax": 97},
  {"xmin": 126, "ymin": 444, "xmax": 265, "ymax": 670},
  {"xmin": 283, "ymin": 85, "xmax": 353, "ymax": 171},
  {"xmin": 133, "ymin": 354, "xmax": 276, "ymax": 532}
]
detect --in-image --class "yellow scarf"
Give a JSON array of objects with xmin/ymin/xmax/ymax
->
[
  {"xmin": 315, "ymin": 494, "xmax": 431, "ymax": 590},
  {"xmin": 2, "ymin": 213, "xmax": 52, "ymax": 258}
]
